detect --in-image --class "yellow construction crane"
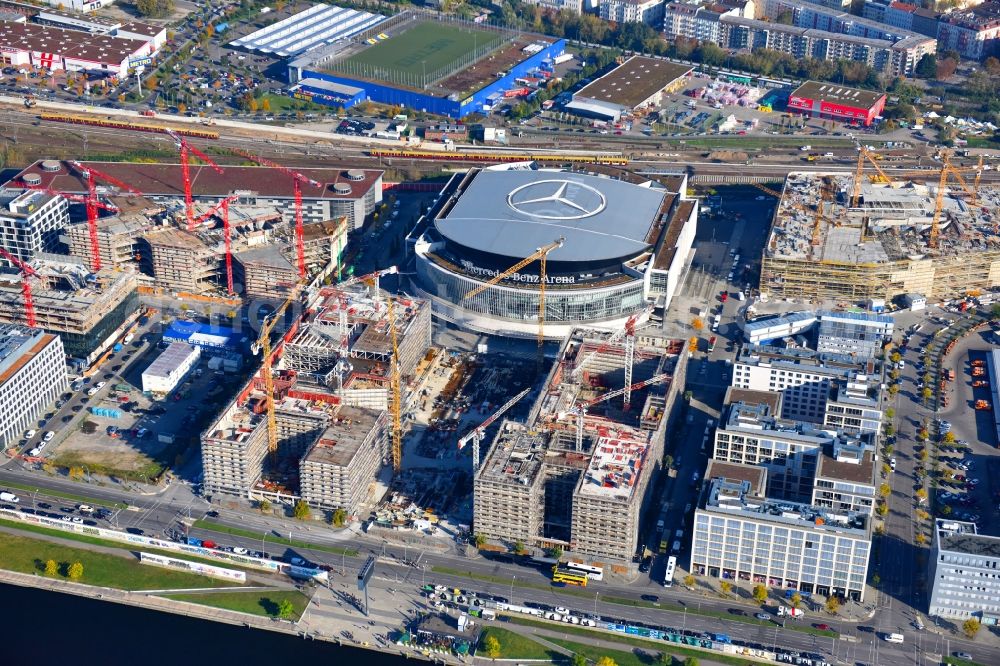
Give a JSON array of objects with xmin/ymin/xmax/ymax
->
[
  {"xmin": 359, "ymin": 270, "xmax": 403, "ymax": 472},
  {"xmin": 387, "ymin": 295, "xmax": 402, "ymax": 472},
  {"xmin": 251, "ymin": 294, "xmax": 299, "ymax": 459},
  {"xmin": 462, "ymin": 237, "xmax": 565, "ymax": 365},
  {"xmin": 852, "ymin": 147, "xmax": 895, "ymax": 207}
]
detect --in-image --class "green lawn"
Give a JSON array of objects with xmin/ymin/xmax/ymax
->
[
  {"xmin": 507, "ymin": 616, "xmax": 807, "ymax": 665},
  {"xmin": 0, "ymin": 532, "xmax": 234, "ymax": 590},
  {"xmin": 943, "ymin": 656, "xmax": 987, "ymax": 666},
  {"xmin": 336, "ymin": 20, "xmax": 501, "ymax": 85},
  {"xmin": 0, "ymin": 480, "xmax": 127, "ymax": 509},
  {"xmin": 547, "ymin": 638, "xmax": 657, "ymax": 666},
  {"xmin": 164, "ymin": 589, "xmax": 309, "ymax": 620},
  {"xmin": 477, "ymin": 627, "xmax": 559, "ymax": 660},
  {"xmin": 192, "ymin": 519, "xmax": 358, "ymax": 557}
]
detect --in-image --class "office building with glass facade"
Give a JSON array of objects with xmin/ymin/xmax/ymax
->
[{"xmin": 410, "ymin": 166, "xmax": 696, "ymax": 339}]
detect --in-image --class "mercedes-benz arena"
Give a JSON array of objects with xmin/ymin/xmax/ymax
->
[{"xmin": 411, "ymin": 166, "xmax": 697, "ymax": 339}]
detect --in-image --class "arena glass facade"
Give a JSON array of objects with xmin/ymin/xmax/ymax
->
[
  {"xmin": 414, "ymin": 239, "xmax": 648, "ymax": 339},
  {"xmin": 301, "ymin": 39, "xmax": 566, "ymax": 118}
]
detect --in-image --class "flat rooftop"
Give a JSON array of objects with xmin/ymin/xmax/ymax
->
[
  {"xmin": 578, "ymin": 434, "xmax": 650, "ymax": 501},
  {"xmin": 937, "ymin": 520, "xmax": 1000, "ymax": 558},
  {"xmin": 302, "ymin": 405, "xmax": 382, "ymax": 467},
  {"xmin": 10, "ymin": 161, "xmax": 382, "ymax": 201},
  {"xmin": 479, "ymin": 430, "xmax": 547, "ymax": 487},
  {"xmin": 0, "ymin": 326, "xmax": 54, "ymax": 385},
  {"xmin": 575, "ymin": 56, "xmax": 691, "ymax": 109},
  {"xmin": 817, "ymin": 448, "xmax": 876, "ymax": 485},
  {"xmin": 0, "ymin": 21, "xmax": 145, "ymax": 63},
  {"xmin": 705, "ymin": 459, "xmax": 766, "ymax": 496},
  {"xmin": 724, "ymin": 387, "xmax": 782, "ymax": 414},
  {"xmin": 143, "ymin": 342, "xmax": 198, "ymax": 379},
  {"xmin": 738, "ymin": 344, "xmax": 880, "ymax": 376},
  {"xmin": 790, "ymin": 81, "xmax": 887, "ymax": 111},
  {"xmin": 705, "ymin": 477, "xmax": 870, "ymax": 536}
]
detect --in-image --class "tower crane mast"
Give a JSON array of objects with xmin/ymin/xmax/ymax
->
[
  {"xmin": 23, "ymin": 185, "xmax": 118, "ymax": 272},
  {"xmin": 563, "ymin": 373, "xmax": 670, "ymax": 452},
  {"xmin": 0, "ymin": 247, "xmax": 40, "ymax": 328},
  {"xmin": 458, "ymin": 388, "xmax": 531, "ymax": 470},
  {"xmin": 164, "ymin": 129, "xmax": 224, "ymax": 231},
  {"xmin": 194, "ymin": 194, "xmax": 240, "ymax": 295},
  {"xmin": 69, "ymin": 161, "xmax": 145, "ymax": 271},
  {"xmin": 462, "ymin": 237, "xmax": 564, "ymax": 368},
  {"xmin": 229, "ymin": 148, "xmax": 322, "ymax": 280}
]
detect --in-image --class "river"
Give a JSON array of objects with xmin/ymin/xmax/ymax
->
[{"xmin": 0, "ymin": 583, "xmax": 411, "ymax": 665}]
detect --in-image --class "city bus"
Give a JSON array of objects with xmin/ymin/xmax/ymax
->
[
  {"xmin": 566, "ymin": 561, "xmax": 604, "ymax": 581},
  {"xmin": 663, "ymin": 556, "xmax": 677, "ymax": 588},
  {"xmin": 552, "ymin": 565, "xmax": 589, "ymax": 587}
]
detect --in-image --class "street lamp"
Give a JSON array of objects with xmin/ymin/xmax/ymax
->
[
  {"xmin": 594, "ymin": 591, "xmax": 599, "ymax": 617},
  {"xmin": 510, "ymin": 575, "xmax": 516, "ymax": 601}
]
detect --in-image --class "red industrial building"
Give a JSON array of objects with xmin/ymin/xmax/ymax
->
[{"xmin": 787, "ymin": 81, "xmax": 887, "ymax": 127}]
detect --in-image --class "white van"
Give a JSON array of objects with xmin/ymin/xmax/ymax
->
[
  {"xmin": 671, "ymin": 540, "xmax": 681, "ymax": 553},
  {"xmin": 0, "ymin": 491, "xmax": 19, "ymax": 503},
  {"xmin": 884, "ymin": 633, "xmax": 904, "ymax": 644}
]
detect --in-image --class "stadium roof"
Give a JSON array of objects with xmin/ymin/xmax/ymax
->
[
  {"xmin": 11, "ymin": 161, "xmax": 382, "ymax": 201},
  {"xmin": 574, "ymin": 56, "xmax": 691, "ymax": 110},
  {"xmin": 790, "ymin": 81, "xmax": 886, "ymax": 110},
  {"xmin": 436, "ymin": 170, "xmax": 666, "ymax": 264}
]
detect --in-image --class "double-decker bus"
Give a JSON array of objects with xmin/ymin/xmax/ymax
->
[
  {"xmin": 566, "ymin": 561, "xmax": 604, "ymax": 581},
  {"xmin": 663, "ymin": 556, "xmax": 677, "ymax": 588},
  {"xmin": 552, "ymin": 565, "xmax": 589, "ymax": 587}
]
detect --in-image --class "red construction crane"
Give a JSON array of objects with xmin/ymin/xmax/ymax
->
[
  {"xmin": 69, "ymin": 161, "xmax": 145, "ymax": 271},
  {"xmin": 0, "ymin": 247, "xmax": 40, "ymax": 328},
  {"xmin": 193, "ymin": 194, "xmax": 240, "ymax": 295},
  {"xmin": 229, "ymin": 148, "xmax": 322, "ymax": 280},
  {"xmin": 23, "ymin": 185, "xmax": 118, "ymax": 272},
  {"xmin": 165, "ymin": 129, "xmax": 224, "ymax": 231}
]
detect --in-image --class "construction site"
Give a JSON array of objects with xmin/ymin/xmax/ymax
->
[
  {"xmin": 0, "ymin": 258, "xmax": 139, "ymax": 364},
  {"xmin": 7, "ymin": 157, "xmax": 359, "ymax": 302},
  {"xmin": 473, "ymin": 325, "xmax": 687, "ymax": 569},
  {"xmin": 201, "ymin": 276, "xmax": 432, "ymax": 517},
  {"xmin": 759, "ymin": 151, "xmax": 1000, "ymax": 303}
]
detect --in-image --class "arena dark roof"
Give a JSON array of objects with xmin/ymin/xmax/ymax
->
[{"xmin": 435, "ymin": 170, "xmax": 666, "ymax": 264}]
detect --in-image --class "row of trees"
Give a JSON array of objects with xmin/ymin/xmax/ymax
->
[
  {"xmin": 43, "ymin": 559, "xmax": 84, "ymax": 579},
  {"xmin": 483, "ymin": 632, "xmax": 700, "ymax": 666},
  {"xmin": 258, "ymin": 498, "xmax": 348, "ymax": 527}
]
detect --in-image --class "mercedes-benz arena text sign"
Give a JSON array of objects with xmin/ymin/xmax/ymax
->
[{"xmin": 506, "ymin": 179, "xmax": 607, "ymax": 221}]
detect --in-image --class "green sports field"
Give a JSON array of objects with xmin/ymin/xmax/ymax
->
[{"xmin": 337, "ymin": 20, "xmax": 502, "ymax": 85}]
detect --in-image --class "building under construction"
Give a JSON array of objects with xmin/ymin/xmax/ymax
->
[
  {"xmin": 760, "ymin": 171, "xmax": 1000, "ymax": 303},
  {"xmin": 11, "ymin": 160, "xmax": 384, "ymax": 231},
  {"xmin": 0, "ymin": 259, "xmax": 138, "ymax": 363},
  {"xmin": 283, "ymin": 284, "xmax": 432, "ymax": 409},
  {"xmin": 473, "ymin": 328, "xmax": 687, "ymax": 567},
  {"xmin": 63, "ymin": 195, "xmax": 163, "ymax": 270},
  {"xmin": 143, "ymin": 228, "xmax": 219, "ymax": 294},
  {"xmin": 201, "ymin": 286, "xmax": 431, "ymax": 512}
]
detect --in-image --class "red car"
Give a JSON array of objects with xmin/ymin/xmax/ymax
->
[{"xmin": 814, "ymin": 623, "xmax": 831, "ymax": 631}]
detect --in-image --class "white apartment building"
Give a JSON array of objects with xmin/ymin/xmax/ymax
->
[
  {"xmin": 928, "ymin": 520, "xmax": 1000, "ymax": 621},
  {"xmin": 522, "ymin": 0, "xmax": 586, "ymax": 12},
  {"xmin": 601, "ymin": 0, "xmax": 667, "ymax": 26},
  {"xmin": 692, "ymin": 461, "xmax": 872, "ymax": 601},
  {"xmin": 664, "ymin": 3, "xmax": 733, "ymax": 42},
  {"xmin": 0, "ymin": 189, "xmax": 70, "ymax": 267},
  {"xmin": 0, "ymin": 326, "xmax": 67, "ymax": 448}
]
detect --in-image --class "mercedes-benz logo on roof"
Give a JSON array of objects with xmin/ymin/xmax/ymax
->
[{"xmin": 507, "ymin": 179, "xmax": 606, "ymax": 220}]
